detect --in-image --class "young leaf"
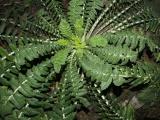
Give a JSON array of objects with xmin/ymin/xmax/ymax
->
[
  {"xmin": 59, "ymin": 19, "xmax": 73, "ymax": 37},
  {"xmin": 88, "ymin": 35, "xmax": 108, "ymax": 47},
  {"xmin": 74, "ymin": 18, "xmax": 84, "ymax": 37},
  {"xmin": 52, "ymin": 48, "xmax": 70, "ymax": 73}
]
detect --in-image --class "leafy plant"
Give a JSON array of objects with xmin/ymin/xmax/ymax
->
[{"xmin": 0, "ymin": 0, "xmax": 160, "ymax": 120}]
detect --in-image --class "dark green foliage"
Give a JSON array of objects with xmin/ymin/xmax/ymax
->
[
  {"xmin": 0, "ymin": 0, "xmax": 160, "ymax": 120},
  {"xmin": 88, "ymin": 82, "xmax": 135, "ymax": 120}
]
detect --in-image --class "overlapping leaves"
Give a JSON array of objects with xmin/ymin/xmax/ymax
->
[{"xmin": 0, "ymin": 0, "xmax": 160, "ymax": 120}]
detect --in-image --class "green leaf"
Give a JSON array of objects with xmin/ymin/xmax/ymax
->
[
  {"xmin": 23, "ymin": 107, "xmax": 40, "ymax": 116},
  {"xmin": 112, "ymin": 67, "xmax": 127, "ymax": 86},
  {"xmin": 14, "ymin": 43, "xmax": 58, "ymax": 66},
  {"xmin": 156, "ymin": 52, "xmax": 160, "ymax": 62},
  {"xmin": 68, "ymin": 0, "xmax": 85, "ymax": 24},
  {"xmin": 74, "ymin": 18, "xmax": 84, "ymax": 37},
  {"xmin": 0, "ymin": 47, "xmax": 8, "ymax": 58},
  {"xmin": 0, "ymin": 87, "xmax": 14, "ymax": 116},
  {"xmin": 56, "ymin": 39, "xmax": 70, "ymax": 46},
  {"xmin": 131, "ymin": 62, "xmax": 160, "ymax": 87},
  {"xmin": 84, "ymin": 0, "xmax": 103, "ymax": 34},
  {"xmin": 104, "ymin": 31, "xmax": 157, "ymax": 52},
  {"xmin": 65, "ymin": 63, "xmax": 87, "ymax": 98},
  {"xmin": 52, "ymin": 48, "xmax": 70, "ymax": 73},
  {"xmin": 65, "ymin": 112, "xmax": 76, "ymax": 120},
  {"xmin": 101, "ymin": 78, "xmax": 112, "ymax": 90},
  {"xmin": 113, "ymin": 77, "xmax": 126, "ymax": 86},
  {"xmin": 79, "ymin": 97, "xmax": 90, "ymax": 107},
  {"xmin": 88, "ymin": 35, "xmax": 108, "ymax": 47},
  {"xmin": 91, "ymin": 45, "xmax": 138, "ymax": 65},
  {"xmin": 10, "ymin": 94, "xmax": 26, "ymax": 109},
  {"xmin": 59, "ymin": 19, "xmax": 73, "ymax": 37},
  {"xmin": 120, "ymin": 104, "xmax": 135, "ymax": 120},
  {"xmin": 80, "ymin": 51, "xmax": 113, "ymax": 90}
]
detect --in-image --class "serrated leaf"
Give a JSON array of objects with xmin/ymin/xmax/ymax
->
[
  {"xmin": 65, "ymin": 112, "xmax": 76, "ymax": 120},
  {"xmin": 113, "ymin": 77, "xmax": 126, "ymax": 86},
  {"xmin": 0, "ymin": 87, "xmax": 14, "ymax": 116},
  {"xmin": 79, "ymin": 97, "xmax": 90, "ymax": 107},
  {"xmin": 56, "ymin": 39, "xmax": 70, "ymax": 46},
  {"xmin": 75, "ymin": 18, "xmax": 84, "ymax": 37},
  {"xmin": 24, "ymin": 108, "xmax": 40, "ymax": 116},
  {"xmin": 0, "ymin": 47, "xmax": 8, "ymax": 58},
  {"xmin": 68, "ymin": 0, "xmax": 85, "ymax": 23},
  {"xmin": 156, "ymin": 52, "xmax": 160, "ymax": 62},
  {"xmin": 59, "ymin": 19, "xmax": 73, "ymax": 37},
  {"xmin": 10, "ymin": 94, "xmax": 26, "ymax": 109},
  {"xmin": 52, "ymin": 48, "xmax": 70, "ymax": 73},
  {"xmin": 100, "ymin": 78, "xmax": 112, "ymax": 90},
  {"xmin": 89, "ymin": 35, "xmax": 108, "ymax": 47}
]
